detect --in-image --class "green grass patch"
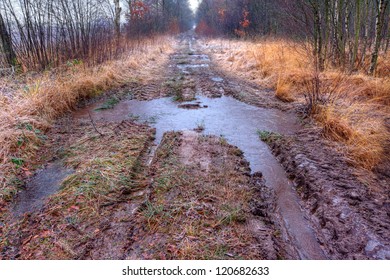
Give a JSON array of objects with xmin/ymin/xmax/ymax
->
[
  {"xmin": 257, "ymin": 130, "xmax": 282, "ymax": 142},
  {"xmin": 95, "ymin": 97, "xmax": 120, "ymax": 111}
]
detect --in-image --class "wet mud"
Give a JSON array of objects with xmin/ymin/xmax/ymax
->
[
  {"xmin": 2, "ymin": 32, "xmax": 388, "ymax": 260},
  {"xmin": 264, "ymin": 130, "xmax": 390, "ymax": 259},
  {"xmin": 13, "ymin": 162, "xmax": 73, "ymax": 217}
]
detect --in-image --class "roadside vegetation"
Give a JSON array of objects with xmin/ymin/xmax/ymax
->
[
  {"xmin": 207, "ymin": 39, "xmax": 389, "ymax": 170},
  {"xmin": 0, "ymin": 39, "xmax": 172, "ymax": 208},
  {"xmin": 0, "ymin": 0, "xmax": 193, "ymax": 208},
  {"xmin": 196, "ymin": 0, "xmax": 390, "ymax": 171}
]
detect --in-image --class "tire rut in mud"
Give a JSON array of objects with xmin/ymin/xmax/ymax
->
[{"xmin": 262, "ymin": 130, "xmax": 390, "ymax": 259}]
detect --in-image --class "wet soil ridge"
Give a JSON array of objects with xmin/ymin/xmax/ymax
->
[
  {"xmin": 264, "ymin": 132, "xmax": 390, "ymax": 260},
  {"xmin": 2, "ymin": 122, "xmax": 155, "ymax": 259}
]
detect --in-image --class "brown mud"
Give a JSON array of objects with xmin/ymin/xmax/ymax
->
[
  {"xmin": 1, "ymin": 32, "xmax": 388, "ymax": 260},
  {"xmin": 263, "ymin": 130, "xmax": 390, "ymax": 259}
]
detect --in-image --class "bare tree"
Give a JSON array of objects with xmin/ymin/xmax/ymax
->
[
  {"xmin": 0, "ymin": 10, "xmax": 16, "ymax": 66},
  {"xmin": 370, "ymin": 0, "xmax": 389, "ymax": 74},
  {"xmin": 114, "ymin": 0, "xmax": 122, "ymax": 44}
]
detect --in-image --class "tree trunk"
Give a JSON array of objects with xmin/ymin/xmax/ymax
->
[
  {"xmin": 312, "ymin": 1, "xmax": 324, "ymax": 71},
  {"xmin": 369, "ymin": 0, "xmax": 388, "ymax": 75},
  {"xmin": 114, "ymin": 0, "xmax": 121, "ymax": 45},
  {"xmin": 0, "ymin": 11, "xmax": 16, "ymax": 66},
  {"xmin": 351, "ymin": 0, "xmax": 362, "ymax": 72}
]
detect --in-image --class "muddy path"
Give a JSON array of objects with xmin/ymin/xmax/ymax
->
[{"xmin": 1, "ymin": 32, "xmax": 389, "ymax": 260}]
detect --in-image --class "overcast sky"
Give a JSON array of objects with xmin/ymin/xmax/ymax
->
[{"xmin": 189, "ymin": 0, "xmax": 200, "ymax": 12}]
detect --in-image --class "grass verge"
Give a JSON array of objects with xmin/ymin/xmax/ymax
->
[
  {"xmin": 0, "ymin": 36, "xmax": 173, "ymax": 207},
  {"xmin": 206, "ymin": 38, "xmax": 389, "ymax": 170},
  {"xmin": 0, "ymin": 122, "xmax": 154, "ymax": 259}
]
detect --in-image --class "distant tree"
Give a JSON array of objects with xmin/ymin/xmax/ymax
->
[
  {"xmin": 0, "ymin": 11, "xmax": 16, "ymax": 67},
  {"xmin": 114, "ymin": 0, "xmax": 122, "ymax": 44},
  {"xmin": 0, "ymin": 0, "xmax": 193, "ymax": 71},
  {"xmin": 195, "ymin": 0, "xmax": 389, "ymax": 74}
]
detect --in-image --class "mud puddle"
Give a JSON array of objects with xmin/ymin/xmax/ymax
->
[
  {"xmin": 211, "ymin": 77, "xmax": 224, "ymax": 83},
  {"xmin": 176, "ymin": 64, "xmax": 210, "ymax": 71},
  {"xmin": 75, "ymin": 95, "xmax": 297, "ymax": 172},
  {"xmin": 74, "ymin": 93, "xmax": 327, "ymax": 259},
  {"xmin": 171, "ymin": 54, "xmax": 210, "ymax": 61},
  {"xmin": 12, "ymin": 161, "xmax": 73, "ymax": 217}
]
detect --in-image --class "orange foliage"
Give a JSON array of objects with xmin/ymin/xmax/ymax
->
[
  {"xmin": 235, "ymin": 8, "xmax": 250, "ymax": 37},
  {"xmin": 130, "ymin": 1, "xmax": 149, "ymax": 20},
  {"xmin": 168, "ymin": 20, "xmax": 181, "ymax": 34},
  {"xmin": 240, "ymin": 10, "xmax": 250, "ymax": 28},
  {"xmin": 218, "ymin": 8, "xmax": 226, "ymax": 21},
  {"xmin": 195, "ymin": 20, "xmax": 216, "ymax": 36}
]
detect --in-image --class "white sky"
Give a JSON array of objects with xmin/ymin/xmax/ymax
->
[{"xmin": 189, "ymin": 0, "xmax": 200, "ymax": 12}]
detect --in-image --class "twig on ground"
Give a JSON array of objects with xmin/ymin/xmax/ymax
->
[{"xmin": 88, "ymin": 112, "xmax": 104, "ymax": 137}]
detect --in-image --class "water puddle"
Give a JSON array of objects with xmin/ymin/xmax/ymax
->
[
  {"xmin": 172, "ymin": 54, "xmax": 210, "ymax": 62},
  {"xmin": 211, "ymin": 77, "xmax": 224, "ymax": 83},
  {"xmin": 13, "ymin": 161, "xmax": 73, "ymax": 216},
  {"xmin": 75, "ymin": 95, "xmax": 326, "ymax": 259},
  {"xmin": 188, "ymin": 54, "xmax": 211, "ymax": 61},
  {"xmin": 76, "ymin": 95, "xmax": 297, "ymax": 172},
  {"xmin": 177, "ymin": 64, "xmax": 210, "ymax": 71}
]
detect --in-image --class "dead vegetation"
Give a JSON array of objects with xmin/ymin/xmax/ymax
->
[
  {"xmin": 206, "ymin": 39, "xmax": 390, "ymax": 170},
  {"xmin": 0, "ymin": 37, "xmax": 173, "ymax": 207},
  {"xmin": 127, "ymin": 131, "xmax": 268, "ymax": 260}
]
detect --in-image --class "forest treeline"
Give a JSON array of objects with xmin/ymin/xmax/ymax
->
[
  {"xmin": 0, "ymin": 0, "xmax": 193, "ymax": 71},
  {"xmin": 1, "ymin": 0, "xmax": 389, "ymax": 75},
  {"xmin": 196, "ymin": 0, "xmax": 390, "ymax": 74}
]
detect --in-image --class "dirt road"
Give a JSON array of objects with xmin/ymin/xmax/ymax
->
[{"xmin": 1, "ymin": 33, "xmax": 389, "ymax": 260}]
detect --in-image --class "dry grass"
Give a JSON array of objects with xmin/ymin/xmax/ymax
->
[
  {"xmin": 206, "ymin": 38, "xmax": 390, "ymax": 170},
  {"xmin": 315, "ymin": 104, "xmax": 388, "ymax": 169},
  {"xmin": 0, "ymin": 36, "xmax": 173, "ymax": 205},
  {"xmin": 276, "ymin": 77, "xmax": 295, "ymax": 102}
]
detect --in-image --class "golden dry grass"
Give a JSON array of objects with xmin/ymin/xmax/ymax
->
[
  {"xmin": 276, "ymin": 76, "xmax": 295, "ymax": 102},
  {"xmin": 0, "ymin": 36, "xmax": 173, "ymax": 204},
  {"xmin": 206, "ymin": 38, "xmax": 390, "ymax": 170},
  {"xmin": 315, "ymin": 103, "xmax": 388, "ymax": 169}
]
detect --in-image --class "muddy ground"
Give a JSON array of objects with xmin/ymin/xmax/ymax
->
[{"xmin": 0, "ymin": 32, "xmax": 389, "ymax": 260}]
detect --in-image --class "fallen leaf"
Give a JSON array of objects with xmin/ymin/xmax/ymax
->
[{"xmin": 68, "ymin": 205, "xmax": 80, "ymax": 211}]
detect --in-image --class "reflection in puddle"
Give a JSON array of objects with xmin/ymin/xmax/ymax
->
[
  {"xmin": 188, "ymin": 54, "xmax": 211, "ymax": 61},
  {"xmin": 76, "ymin": 95, "xmax": 298, "ymax": 173},
  {"xmin": 75, "ymin": 95, "xmax": 326, "ymax": 259},
  {"xmin": 177, "ymin": 64, "xmax": 210, "ymax": 70}
]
